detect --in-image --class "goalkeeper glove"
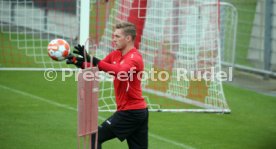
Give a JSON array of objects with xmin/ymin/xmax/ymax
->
[
  {"xmin": 66, "ymin": 44, "xmax": 101, "ymax": 68},
  {"xmin": 66, "ymin": 54, "xmax": 84, "ymax": 68},
  {"xmin": 73, "ymin": 44, "xmax": 91, "ymax": 62}
]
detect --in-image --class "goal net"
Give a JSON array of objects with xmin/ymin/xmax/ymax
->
[
  {"xmin": 0, "ymin": 0, "xmax": 237, "ymax": 113},
  {"xmin": 0, "ymin": 0, "xmax": 79, "ymax": 69}
]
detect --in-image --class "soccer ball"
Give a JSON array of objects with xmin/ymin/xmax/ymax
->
[{"xmin": 47, "ymin": 39, "xmax": 70, "ymax": 61}]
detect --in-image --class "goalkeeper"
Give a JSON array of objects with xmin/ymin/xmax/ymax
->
[{"xmin": 66, "ymin": 22, "xmax": 148, "ymax": 149}]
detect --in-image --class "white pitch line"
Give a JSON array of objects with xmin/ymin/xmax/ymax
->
[
  {"xmin": 0, "ymin": 84, "xmax": 195, "ymax": 149},
  {"xmin": 0, "ymin": 84, "xmax": 76, "ymax": 111},
  {"xmin": 149, "ymin": 133, "xmax": 195, "ymax": 149}
]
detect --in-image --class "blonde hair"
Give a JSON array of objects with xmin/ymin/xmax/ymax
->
[{"xmin": 115, "ymin": 22, "xmax": 136, "ymax": 40}]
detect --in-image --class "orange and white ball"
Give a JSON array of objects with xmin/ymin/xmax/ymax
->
[{"xmin": 47, "ymin": 39, "xmax": 70, "ymax": 61}]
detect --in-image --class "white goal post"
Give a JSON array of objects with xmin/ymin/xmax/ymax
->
[
  {"xmin": 0, "ymin": 0, "xmax": 237, "ymax": 113},
  {"xmin": 89, "ymin": 0, "xmax": 237, "ymax": 113}
]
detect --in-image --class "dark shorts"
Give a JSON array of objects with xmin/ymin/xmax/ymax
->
[{"xmin": 98, "ymin": 108, "xmax": 148, "ymax": 149}]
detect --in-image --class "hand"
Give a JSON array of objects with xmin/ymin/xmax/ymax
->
[
  {"xmin": 65, "ymin": 53, "xmax": 83, "ymax": 68},
  {"xmin": 73, "ymin": 44, "xmax": 101, "ymax": 66},
  {"xmin": 66, "ymin": 44, "xmax": 101, "ymax": 68},
  {"xmin": 73, "ymin": 44, "xmax": 91, "ymax": 62}
]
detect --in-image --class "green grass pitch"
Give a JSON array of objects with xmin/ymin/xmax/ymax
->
[
  {"xmin": 1, "ymin": 1, "xmax": 275, "ymax": 148},
  {"xmin": 0, "ymin": 71, "xmax": 276, "ymax": 149}
]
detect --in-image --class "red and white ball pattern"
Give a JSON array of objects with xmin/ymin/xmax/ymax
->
[{"xmin": 47, "ymin": 39, "xmax": 70, "ymax": 61}]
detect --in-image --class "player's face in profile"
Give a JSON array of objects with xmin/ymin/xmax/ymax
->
[{"xmin": 113, "ymin": 29, "xmax": 128, "ymax": 50}]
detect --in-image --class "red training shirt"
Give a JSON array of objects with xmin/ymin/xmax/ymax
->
[{"xmin": 98, "ymin": 47, "xmax": 147, "ymax": 111}]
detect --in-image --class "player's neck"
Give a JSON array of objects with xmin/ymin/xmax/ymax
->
[{"xmin": 121, "ymin": 44, "xmax": 135, "ymax": 56}]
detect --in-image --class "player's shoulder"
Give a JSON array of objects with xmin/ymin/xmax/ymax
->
[
  {"xmin": 128, "ymin": 48, "xmax": 143, "ymax": 60},
  {"xmin": 110, "ymin": 49, "xmax": 121, "ymax": 55},
  {"xmin": 106, "ymin": 50, "xmax": 122, "ymax": 60}
]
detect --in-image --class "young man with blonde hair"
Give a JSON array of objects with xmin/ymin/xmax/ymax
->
[{"xmin": 66, "ymin": 22, "xmax": 148, "ymax": 149}]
